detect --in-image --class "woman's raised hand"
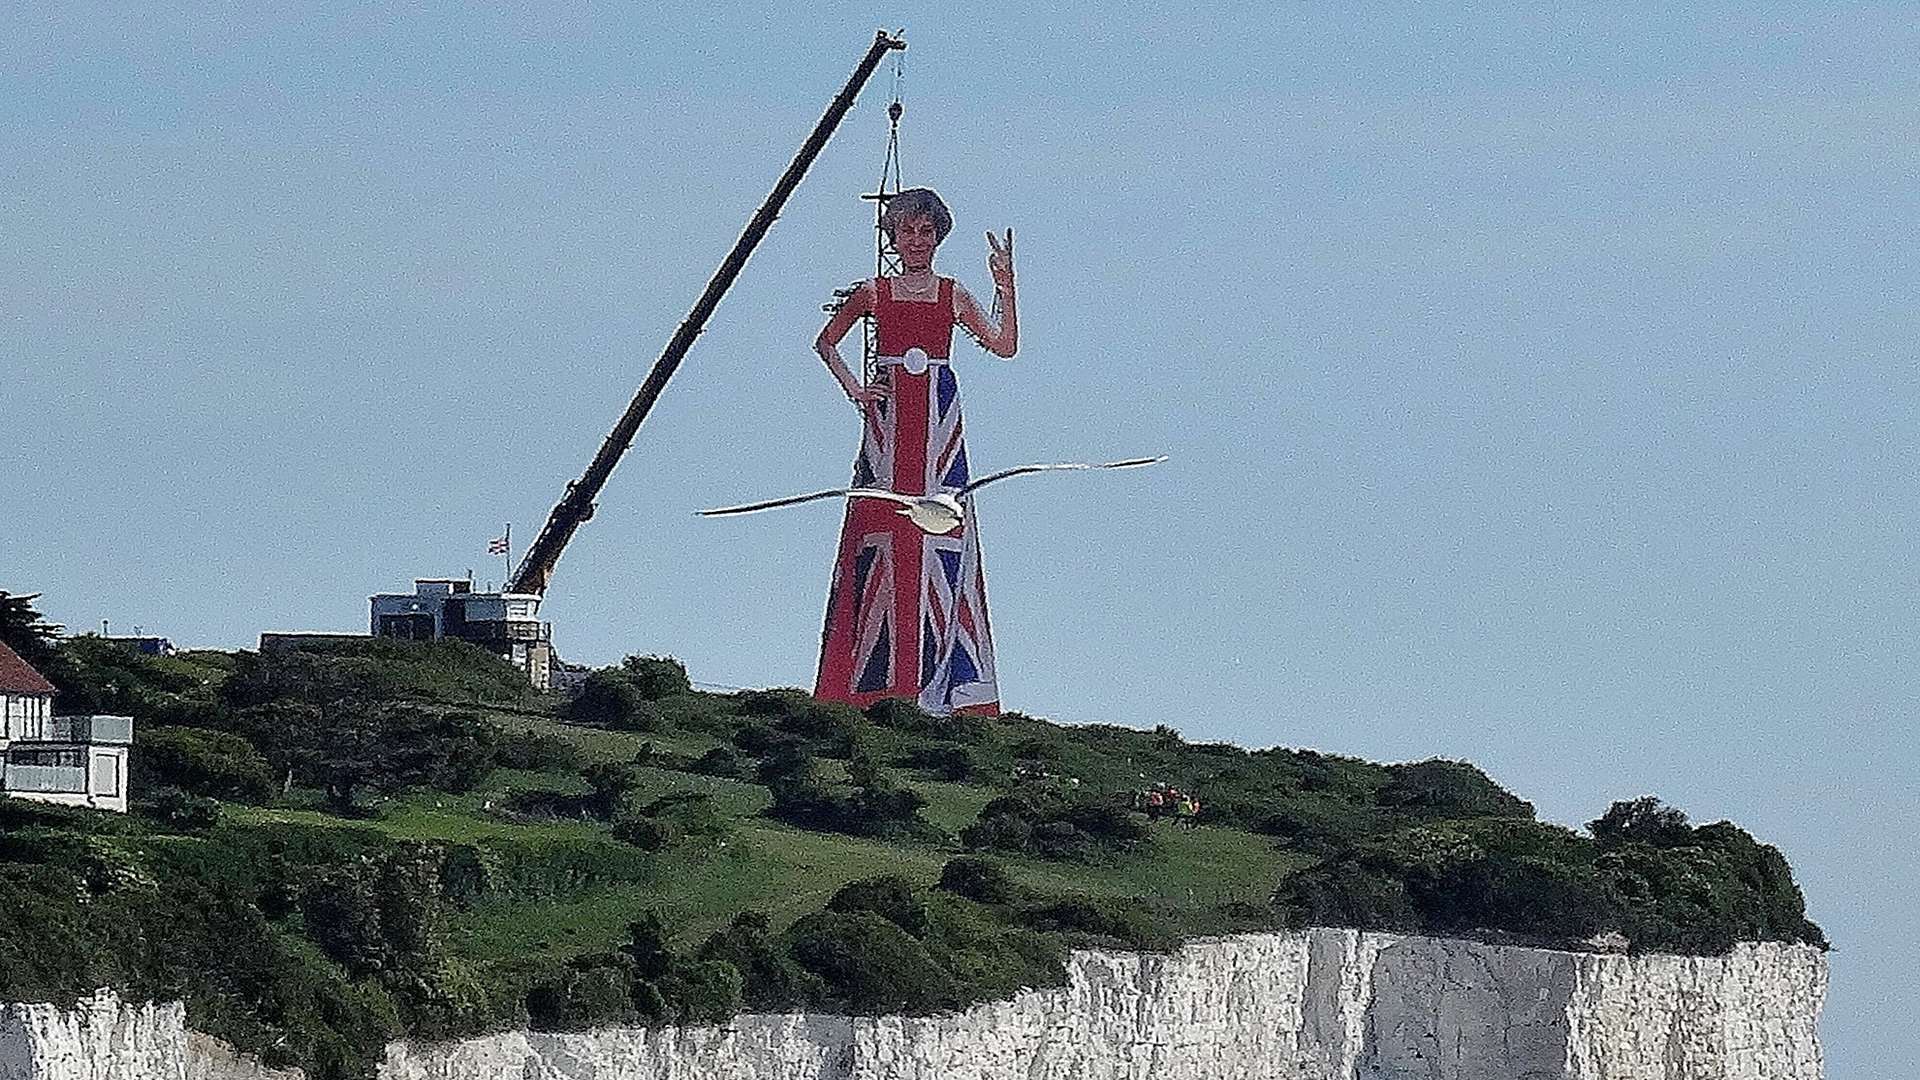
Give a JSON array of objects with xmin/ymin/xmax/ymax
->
[
  {"xmin": 987, "ymin": 229, "xmax": 1015, "ymax": 291},
  {"xmin": 848, "ymin": 382, "xmax": 889, "ymax": 408}
]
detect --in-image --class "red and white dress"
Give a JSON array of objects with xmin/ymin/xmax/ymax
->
[{"xmin": 814, "ymin": 276, "xmax": 1001, "ymax": 716}]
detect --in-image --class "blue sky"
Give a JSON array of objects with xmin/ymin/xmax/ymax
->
[{"xmin": 2, "ymin": 4, "xmax": 1913, "ymax": 1072}]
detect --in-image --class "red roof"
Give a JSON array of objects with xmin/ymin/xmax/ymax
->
[{"xmin": 0, "ymin": 640, "xmax": 56, "ymax": 695}]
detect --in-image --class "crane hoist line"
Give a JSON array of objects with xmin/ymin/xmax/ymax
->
[{"xmin": 508, "ymin": 29, "xmax": 907, "ymax": 597}]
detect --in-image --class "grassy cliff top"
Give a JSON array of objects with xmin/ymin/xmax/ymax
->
[{"xmin": 0, "ymin": 633, "xmax": 1824, "ymax": 1080}]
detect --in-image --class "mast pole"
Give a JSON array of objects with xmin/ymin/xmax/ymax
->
[{"xmin": 510, "ymin": 30, "xmax": 907, "ymax": 596}]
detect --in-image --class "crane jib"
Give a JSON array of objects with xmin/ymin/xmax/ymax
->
[{"xmin": 509, "ymin": 30, "xmax": 907, "ymax": 597}]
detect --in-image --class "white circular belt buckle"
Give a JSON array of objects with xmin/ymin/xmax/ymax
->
[{"xmin": 902, "ymin": 347, "xmax": 930, "ymax": 375}]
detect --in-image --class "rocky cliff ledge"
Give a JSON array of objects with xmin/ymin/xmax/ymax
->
[{"xmin": 0, "ymin": 929, "xmax": 1826, "ymax": 1080}]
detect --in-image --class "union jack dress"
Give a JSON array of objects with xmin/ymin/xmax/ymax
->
[{"xmin": 814, "ymin": 276, "xmax": 1001, "ymax": 716}]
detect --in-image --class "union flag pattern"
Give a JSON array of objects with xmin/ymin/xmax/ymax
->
[{"xmin": 816, "ymin": 276, "xmax": 1000, "ymax": 716}]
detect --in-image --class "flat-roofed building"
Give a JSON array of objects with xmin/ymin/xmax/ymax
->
[{"xmin": 369, "ymin": 578, "xmax": 553, "ymax": 690}]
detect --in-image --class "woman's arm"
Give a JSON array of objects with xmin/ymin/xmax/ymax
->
[
  {"xmin": 816, "ymin": 281, "xmax": 884, "ymax": 404},
  {"xmin": 954, "ymin": 229, "xmax": 1017, "ymax": 358}
]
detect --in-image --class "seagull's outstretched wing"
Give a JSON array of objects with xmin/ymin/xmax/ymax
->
[
  {"xmin": 845, "ymin": 488, "xmax": 919, "ymax": 509},
  {"xmin": 699, "ymin": 489, "xmax": 850, "ymax": 517},
  {"xmin": 959, "ymin": 455, "xmax": 1167, "ymax": 497},
  {"xmin": 700, "ymin": 487, "xmax": 920, "ymax": 518}
]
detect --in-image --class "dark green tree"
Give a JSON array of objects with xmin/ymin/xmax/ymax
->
[
  {"xmin": 1591, "ymin": 797, "xmax": 1694, "ymax": 848},
  {"xmin": 133, "ymin": 726, "xmax": 276, "ymax": 803},
  {"xmin": 0, "ymin": 590, "xmax": 62, "ymax": 667},
  {"xmin": 567, "ymin": 670, "xmax": 660, "ymax": 731},
  {"xmin": 618, "ymin": 655, "xmax": 691, "ymax": 700},
  {"xmin": 259, "ymin": 700, "xmax": 497, "ymax": 814}
]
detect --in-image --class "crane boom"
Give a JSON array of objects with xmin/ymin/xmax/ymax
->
[{"xmin": 509, "ymin": 30, "xmax": 907, "ymax": 596}]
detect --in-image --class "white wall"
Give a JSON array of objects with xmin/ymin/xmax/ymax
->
[{"xmin": 1, "ymin": 692, "xmax": 50, "ymax": 742}]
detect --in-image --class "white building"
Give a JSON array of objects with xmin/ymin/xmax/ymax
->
[
  {"xmin": 369, "ymin": 578, "xmax": 554, "ymax": 690},
  {"xmin": 0, "ymin": 641, "xmax": 132, "ymax": 813}
]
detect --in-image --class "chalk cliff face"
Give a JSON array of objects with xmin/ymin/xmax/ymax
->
[
  {"xmin": 0, "ymin": 929, "xmax": 1826, "ymax": 1080},
  {"xmin": 0, "ymin": 993, "xmax": 298, "ymax": 1080}
]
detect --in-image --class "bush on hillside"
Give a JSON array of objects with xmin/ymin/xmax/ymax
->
[
  {"xmin": 135, "ymin": 786, "xmax": 223, "ymax": 833},
  {"xmin": 1018, "ymin": 895, "xmax": 1178, "ymax": 952},
  {"xmin": 526, "ymin": 956, "xmax": 641, "ymax": 1030},
  {"xmin": 899, "ymin": 742, "xmax": 975, "ymax": 781},
  {"xmin": 690, "ymin": 746, "xmax": 748, "ymax": 778},
  {"xmin": 132, "ymin": 726, "xmax": 277, "ymax": 803},
  {"xmin": 760, "ymin": 747, "xmax": 934, "ymax": 840},
  {"xmin": 495, "ymin": 730, "xmax": 583, "ymax": 773},
  {"xmin": 937, "ymin": 856, "xmax": 1018, "ymax": 906},
  {"xmin": 222, "ymin": 638, "xmax": 536, "ymax": 713},
  {"xmin": 962, "ymin": 789, "xmax": 1149, "ymax": 862},
  {"xmin": 1379, "ymin": 759, "xmax": 1534, "ymax": 820},
  {"xmin": 246, "ymin": 701, "xmax": 497, "ymax": 814},
  {"xmin": 696, "ymin": 911, "xmax": 823, "ymax": 1010},
  {"xmin": 828, "ymin": 875, "xmax": 931, "ymax": 936},
  {"xmin": 733, "ymin": 689, "xmax": 863, "ymax": 758},
  {"xmin": 1274, "ymin": 810, "xmax": 1827, "ymax": 953},
  {"xmin": 581, "ymin": 762, "xmax": 642, "ymax": 819},
  {"xmin": 1590, "ymin": 796, "xmax": 1694, "ymax": 848},
  {"xmin": 567, "ymin": 670, "xmax": 662, "ymax": 731},
  {"xmin": 619, "ymin": 655, "xmax": 692, "ymax": 700},
  {"xmin": 784, "ymin": 911, "xmax": 956, "ymax": 1014},
  {"xmin": 612, "ymin": 791, "xmax": 730, "ymax": 852}
]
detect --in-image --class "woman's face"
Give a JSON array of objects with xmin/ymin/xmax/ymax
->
[{"xmin": 892, "ymin": 214, "xmax": 940, "ymax": 272}]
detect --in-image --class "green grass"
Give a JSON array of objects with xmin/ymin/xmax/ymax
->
[{"xmin": 222, "ymin": 705, "xmax": 1296, "ymax": 979}]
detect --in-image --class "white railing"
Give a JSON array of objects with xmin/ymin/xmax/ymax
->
[
  {"xmin": 38, "ymin": 715, "xmax": 134, "ymax": 745},
  {"xmin": 5, "ymin": 764, "xmax": 88, "ymax": 794}
]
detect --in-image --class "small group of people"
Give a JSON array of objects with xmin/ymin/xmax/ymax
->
[{"xmin": 1136, "ymin": 783, "xmax": 1202, "ymax": 827}]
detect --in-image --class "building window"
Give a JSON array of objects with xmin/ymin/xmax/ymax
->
[{"xmin": 10, "ymin": 748, "xmax": 85, "ymax": 768}]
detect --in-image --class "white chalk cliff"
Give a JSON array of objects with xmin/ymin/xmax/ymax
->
[{"xmin": 0, "ymin": 929, "xmax": 1826, "ymax": 1080}]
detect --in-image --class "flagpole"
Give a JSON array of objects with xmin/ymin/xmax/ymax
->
[{"xmin": 503, "ymin": 523, "xmax": 512, "ymax": 588}]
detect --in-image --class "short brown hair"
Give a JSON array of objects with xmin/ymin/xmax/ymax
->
[{"xmin": 880, "ymin": 187, "xmax": 952, "ymax": 244}]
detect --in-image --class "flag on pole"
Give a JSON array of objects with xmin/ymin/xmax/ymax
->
[{"xmin": 488, "ymin": 535, "xmax": 509, "ymax": 556}]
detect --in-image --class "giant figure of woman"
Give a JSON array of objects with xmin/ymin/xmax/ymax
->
[{"xmin": 812, "ymin": 188, "xmax": 1018, "ymax": 716}]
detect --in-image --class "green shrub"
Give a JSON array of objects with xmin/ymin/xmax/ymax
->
[
  {"xmin": 759, "ymin": 747, "xmax": 934, "ymax": 841},
  {"xmin": 828, "ymin": 876, "xmax": 931, "ymax": 936},
  {"xmin": 222, "ymin": 637, "xmax": 536, "ymax": 713},
  {"xmin": 619, "ymin": 655, "xmax": 692, "ymax": 700},
  {"xmin": 611, "ymin": 791, "xmax": 730, "ymax": 852},
  {"xmin": 697, "ymin": 911, "xmax": 822, "ymax": 1010},
  {"xmin": 784, "ymin": 911, "xmax": 956, "ymax": 1014},
  {"xmin": 133, "ymin": 726, "xmax": 276, "ymax": 803},
  {"xmin": 526, "ymin": 957, "xmax": 638, "ymax": 1030},
  {"xmin": 660, "ymin": 959, "xmax": 743, "ymax": 1025},
  {"xmin": 568, "ymin": 670, "xmax": 661, "ymax": 731},
  {"xmin": 581, "ymin": 762, "xmax": 641, "ymax": 819},
  {"xmin": 496, "ymin": 730, "xmax": 582, "ymax": 773},
  {"xmin": 612, "ymin": 815, "xmax": 676, "ymax": 851},
  {"xmin": 136, "ymin": 786, "xmax": 223, "ymax": 833},
  {"xmin": 1275, "ymin": 857, "xmax": 1421, "ymax": 932},
  {"xmin": 1380, "ymin": 759, "xmax": 1534, "ymax": 820},
  {"xmin": 691, "ymin": 746, "xmax": 748, "ymax": 778},
  {"xmin": 901, "ymin": 742, "xmax": 974, "ymax": 781},
  {"xmin": 937, "ymin": 856, "xmax": 1018, "ymax": 905},
  {"xmin": 246, "ymin": 701, "xmax": 498, "ymax": 814},
  {"xmin": 1590, "ymin": 796, "xmax": 1694, "ymax": 848},
  {"xmin": 962, "ymin": 790, "xmax": 1149, "ymax": 862},
  {"xmin": 1018, "ymin": 895, "xmax": 1177, "ymax": 951}
]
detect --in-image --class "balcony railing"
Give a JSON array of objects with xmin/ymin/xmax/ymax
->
[
  {"xmin": 4, "ymin": 764, "xmax": 87, "ymax": 794},
  {"xmin": 40, "ymin": 715, "xmax": 134, "ymax": 745}
]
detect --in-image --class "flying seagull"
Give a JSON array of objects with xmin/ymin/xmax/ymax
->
[{"xmin": 700, "ymin": 456, "xmax": 1167, "ymax": 535}]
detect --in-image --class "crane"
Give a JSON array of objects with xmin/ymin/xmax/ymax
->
[{"xmin": 507, "ymin": 30, "xmax": 907, "ymax": 597}]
